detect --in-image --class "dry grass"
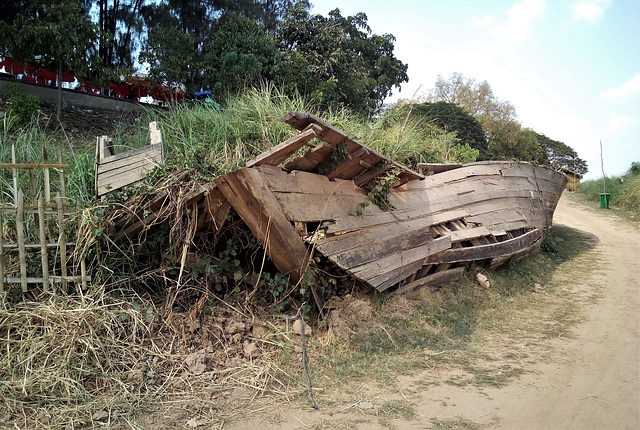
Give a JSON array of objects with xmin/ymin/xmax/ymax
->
[
  {"xmin": 0, "ymin": 287, "xmax": 308, "ymax": 429},
  {"xmin": 0, "ymin": 223, "xmax": 600, "ymax": 429}
]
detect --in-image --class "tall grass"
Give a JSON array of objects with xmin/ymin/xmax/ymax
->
[
  {"xmin": 576, "ymin": 162, "xmax": 640, "ymax": 214},
  {"xmin": 110, "ymin": 85, "xmax": 474, "ymax": 186}
]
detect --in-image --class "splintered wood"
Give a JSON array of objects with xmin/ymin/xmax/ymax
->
[
  {"xmin": 113, "ymin": 112, "xmax": 567, "ymax": 294},
  {"xmin": 209, "ymin": 112, "xmax": 566, "ymax": 293}
]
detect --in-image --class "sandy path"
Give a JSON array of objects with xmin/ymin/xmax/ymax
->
[
  {"xmin": 232, "ymin": 195, "xmax": 640, "ymax": 429},
  {"xmin": 404, "ymin": 194, "xmax": 640, "ymax": 429},
  {"xmin": 490, "ymin": 195, "xmax": 640, "ymax": 429}
]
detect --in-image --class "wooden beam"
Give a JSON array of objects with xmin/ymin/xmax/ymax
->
[
  {"xmin": 390, "ymin": 267, "xmax": 465, "ymax": 295},
  {"xmin": 246, "ymin": 124, "xmax": 321, "ymax": 167},
  {"xmin": 215, "ymin": 168, "xmax": 310, "ymax": 282},
  {"xmin": 425, "ymin": 228, "xmax": 543, "ymax": 265},
  {"xmin": 326, "ymin": 146, "xmax": 371, "ymax": 180}
]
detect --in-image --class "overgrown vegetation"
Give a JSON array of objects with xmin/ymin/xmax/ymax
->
[
  {"xmin": 0, "ymin": 219, "xmax": 598, "ymax": 428},
  {"xmin": 576, "ymin": 162, "xmax": 640, "ymax": 215}
]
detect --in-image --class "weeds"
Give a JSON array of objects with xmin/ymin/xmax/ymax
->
[{"xmin": 577, "ymin": 162, "xmax": 640, "ymax": 215}]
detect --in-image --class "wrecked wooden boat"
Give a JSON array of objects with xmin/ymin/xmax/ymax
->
[{"xmin": 211, "ymin": 112, "xmax": 567, "ymax": 295}]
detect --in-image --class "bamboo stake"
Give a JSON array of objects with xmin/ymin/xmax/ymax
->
[
  {"xmin": 27, "ymin": 151, "xmax": 38, "ymax": 205},
  {"xmin": 11, "ymin": 144, "xmax": 18, "ymax": 204},
  {"xmin": 0, "ymin": 216, "xmax": 4, "ymax": 292},
  {"xmin": 76, "ymin": 201, "xmax": 87, "ymax": 290},
  {"xmin": 56, "ymin": 193, "xmax": 67, "ymax": 293},
  {"xmin": 16, "ymin": 190, "xmax": 27, "ymax": 293},
  {"xmin": 43, "ymin": 146, "xmax": 51, "ymax": 203},
  {"xmin": 58, "ymin": 149, "xmax": 66, "ymax": 199},
  {"xmin": 38, "ymin": 196, "xmax": 49, "ymax": 291}
]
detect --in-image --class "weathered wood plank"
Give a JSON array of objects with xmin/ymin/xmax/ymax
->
[
  {"xmin": 448, "ymin": 226, "xmax": 492, "ymax": 243},
  {"xmin": 326, "ymin": 209, "xmax": 468, "ymax": 235},
  {"xmin": 425, "ymin": 228, "xmax": 543, "ymax": 264},
  {"xmin": 214, "ymin": 168, "xmax": 310, "ymax": 281},
  {"xmin": 320, "ymin": 226, "xmax": 437, "ymax": 269},
  {"xmin": 350, "ymin": 236, "xmax": 451, "ymax": 281},
  {"xmin": 390, "ymin": 267, "xmax": 466, "ymax": 295},
  {"xmin": 149, "ymin": 121, "xmax": 163, "ymax": 146},
  {"xmin": 246, "ymin": 124, "xmax": 321, "ymax": 167},
  {"xmin": 371, "ymin": 260, "xmax": 425, "ymax": 292},
  {"xmin": 282, "ymin": 112, "xmax": 424, "ymax": 182},
  {"xmin": 258, "ymin": 165, "xmax": 365, "ymax": 197},
  {"xmin": 203, "ymin": 186, "xmax": 230, "ymax": 232},
  {"xmin": 284, "ymin": 143, "xmax": 334, "ymax": 172},
  {"xmin": 97, "ymin": 144, "xmax": 163, "ymax": 174},
  {"xmin": 417, "ymin": 163, "xmax": 463, "ymax": 174},
  {"xmin": 326, "ymin": 146, "xmax": 371, "ymax": 180}
]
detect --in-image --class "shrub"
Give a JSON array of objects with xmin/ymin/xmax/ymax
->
[{"xmin": 4, "ymin": 82, "xmax": 40, "ymax": 125}]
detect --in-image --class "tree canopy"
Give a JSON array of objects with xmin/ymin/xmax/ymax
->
[
  {"xmin": 423, "ymin": 73, "xmax": 587, "ymax": 173},
  {"xmin": 409, "ymin": 101, "xmax": 488, "ymax": 156}
]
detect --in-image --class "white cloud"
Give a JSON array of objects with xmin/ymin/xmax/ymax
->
[
  {"xmin": 571, "ymin": 0, "xmax": 611, "ymax": 22},
  {"xmin": 606, "ymin": 112, "xmax": 640, "ymax": 134},
  {"xmin": 474, "ymin": 0, "xmax": 547, "ymax": 45},
  {"xmin": 600, "ymin": 73, "xmax": 640, "ymax": 100},
  {"xmin": 472, "ymin": 14, "xmax": 494, "ymax": 28}
]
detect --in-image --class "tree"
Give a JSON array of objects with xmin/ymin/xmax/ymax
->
[
  {"xmin": 536, "ymin": 132, "xmax": 588, "ymax": 174},
  {"xmin": 203, "ymin": 13, "xmax": 282, "ymax": 97},
  {"xmin": 95, "ymin": 0, "xmax": 146, "ymax": 74},
  {"xmin": 428, "ymin": 72, "xmax": 517, "ymax": 121},
  {"xmin": 139, "ymin": 26, "xmax": 197, "ymax": 102},
  {"xmin": 279, "ymin": 4, "xmax": 408, "ymax": 117},
  {"xmin": 410, "ymin": 101, "xmax": 488, "ymax": 155},
  {"xmin": 4, "ymin": 0, "xmax": 99, "ymax": 119}
]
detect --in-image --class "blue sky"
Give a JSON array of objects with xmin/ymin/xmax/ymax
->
[{"xmin": 311, "ymin": 0, "xmax": 640, "ymax": 179}]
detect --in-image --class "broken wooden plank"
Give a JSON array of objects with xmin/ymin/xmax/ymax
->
[
  {"xmin": 215, "ymin": 168, "xmax": 310, "ymax": 281},
  {"xmin": 371, "ymin": 260, "xmax": 426, "ymax": 292},
  {"xmin": 349, "ymin": 236, "xmax": 451, "ymax": 281},
  {"xmin": 322, "ymin": 226, "xmax": 438, "ymax": 269},
  {"xmin": 326, "ymin": 146, "xmax": 371, "ymax": 180},
  {"xmin": 246, "ymin": 124, "xmax": 321, "ymax": 167},
  {"xmin": 417, "ymin": 163, "xmax": 463, "ymax": 174},
  {"xmin": 425, "ymin": 228, "xmax": 543, "ymax": 265},
  {"xmin": 282, "ymin": 112, "xmax": 424, "ymax": 182},
  {"xmin": 203, "ymin": 186, "xmax": 230, "ymax": 232},
  {"xmin": 390, "ymin": 267, "xmax": 466, "ymax": 295}
]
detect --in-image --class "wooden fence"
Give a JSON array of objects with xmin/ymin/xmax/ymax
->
[{"xmin": 0, "ymin": 144, "xmax": 88, "ymax": 293}]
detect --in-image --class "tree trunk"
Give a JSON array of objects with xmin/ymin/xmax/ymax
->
[{"xmin": 56, "ymin": 62, "xmax": 63, "ymax": 121}]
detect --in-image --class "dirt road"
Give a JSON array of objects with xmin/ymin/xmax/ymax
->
[
  {"xmin": 411, "ymin": 194, "xmax": 640, "ymax": 429},
  {"xmin": 485, "ymin": 194, "xmax": 640, "ymax": 429},
  {"xmin": 233, "ymin": 194, "xmax": 639, "ymax": 429}
]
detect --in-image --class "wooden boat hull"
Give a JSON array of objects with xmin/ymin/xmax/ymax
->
[{"xmin": 214, "ymin": 113, "xmax": 568, "ymax": 294}]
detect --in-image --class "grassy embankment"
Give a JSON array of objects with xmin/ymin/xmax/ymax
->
[{"xmin": 574, "ymin": 162, "xmax": 640, "ymax": 222}]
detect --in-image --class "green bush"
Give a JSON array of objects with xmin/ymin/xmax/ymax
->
[{"xmin": 4, "ymin": 82, "xmax": 40, "ymax": 125}]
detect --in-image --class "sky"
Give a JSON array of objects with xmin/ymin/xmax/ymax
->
[{"xmin": 311, "ymin": 0, "xmax": 640, "ymax": 179}]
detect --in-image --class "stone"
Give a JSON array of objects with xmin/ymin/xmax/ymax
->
[
  {"xmin": 243, "ymin": 341, "xmax": 261, "ymax": 359},
  {"xmin": 476, "ymin": 273, "xmax": 491, "ymax": 288},
  {"xmin": 293, "ymin": 319, "xmax": 312, "ymax": 337}
]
